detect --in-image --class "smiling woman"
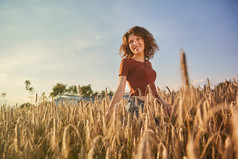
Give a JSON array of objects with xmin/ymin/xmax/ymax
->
[
  {"xmin": 128, "ymin": 34, "xmax": 145, "ymax": 56},
  {"xmin": 105, "ymin": 26, "xmax": 171, "ymax": 121},
  {"xmin": 119, "ymin": 26, "xmax": 159, "ymax": 61}
]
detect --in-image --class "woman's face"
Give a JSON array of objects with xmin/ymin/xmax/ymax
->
[{"xmin": 128, "ymin": 34, "xmax": 145, "ymax": 55}]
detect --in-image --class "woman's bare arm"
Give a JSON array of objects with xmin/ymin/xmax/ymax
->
[{"xmin": 105, "ymin": 76, "xmax": 127, "ymax": 121}]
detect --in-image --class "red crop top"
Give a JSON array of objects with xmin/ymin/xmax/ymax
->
[{"xmin": 119, "ymin": 58, "xmax": 159, "ymax": 97}]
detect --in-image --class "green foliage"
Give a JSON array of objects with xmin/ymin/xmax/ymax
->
[
  {"xmin": 67, "ymin": 85, "xmax": 78, "ymax": 96},
  {"xmin": 100, "ymin": 90, "xmax": 114, "ymax": 97},
  {"xmin": 25, "ymin": 80, "xmax": 34, "ymax": 94},
  {"xmin": 1, "ymin": 92, "xmax": 6, "ymax": 98},
  {"xmin": 50, "ymin": 84, "xmax": 79, "ymax": 97},
  {"xmin": 39, "ymin": 92, "xmax": 48, "ymax": 104},
  {"xmin": 81, "ymin": 84, "xmax": 93, "ymax": 97},
  {"xmin": 20, "ymin": 102, "xmax": 35, "ymax": 108},
  {"xmin": 50, "ymin": 83, "xmax": 67, "ymax": 97},
  {"xmin": 50, "ymin": 83, "xmax": 114, "ymax": 98},
  {"xmin": 25, "ymin": 80, "xmax": 35, "ymax": 103}
]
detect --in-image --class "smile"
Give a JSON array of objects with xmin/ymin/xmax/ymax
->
[{"xmin": 134, "ymin": 46, "xmax": 140, "ymax": 50}]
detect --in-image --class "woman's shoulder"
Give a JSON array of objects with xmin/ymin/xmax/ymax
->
[
  {"xmin": 121, "ymin": 57, "xmax": 132, "ymax": 61},
  {"xmin": 120, "ymin": 57, "xmax": 134, "ymax": 64}
]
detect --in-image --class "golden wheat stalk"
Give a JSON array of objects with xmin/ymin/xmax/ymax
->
[
  {"xmin": 180, "ymin": 49, "xmax": 189, "ymax": 92},
  {"xmin": 14, "ymin": 118, "xmax": 21, "ymax": 153},
  {"xmin": 62, "ymin": 125, "xmax": 71, "ymax": 159},
  {"xmin": 186, "ymin": 135, "xmax": 199, "ymax": 159}
]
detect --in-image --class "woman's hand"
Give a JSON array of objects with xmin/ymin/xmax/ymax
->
[{"xmin": 105, "ymin": 110, "xmax": 112, "ymax": 124}]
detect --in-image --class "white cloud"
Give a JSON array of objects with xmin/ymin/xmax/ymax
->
[
  {"xmin": 191, "ymin": 76, "xmax": 234, "ymax": 88},
  {"xmin": 191, "ymin": 78, "xmax": 207, "ymax": 86},
  {"xmin": 96, "ymin": 35, "xmax": 100, "ymax": 40}
]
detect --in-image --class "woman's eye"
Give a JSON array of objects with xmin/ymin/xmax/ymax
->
[{"xmin": 137, "ymin": 38, "xmax": 140, "ymax": 41}]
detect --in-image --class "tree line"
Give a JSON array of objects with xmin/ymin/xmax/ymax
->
[
  {"xmin": 23, "ymin": 80, "xmax": 113, "ymax": 99},
  {"xmin": 49, "ymin": 83, "xmax": 114, "ymax": 98}
]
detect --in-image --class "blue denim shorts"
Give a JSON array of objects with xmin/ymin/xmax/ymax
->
[{"xmin": 125, "ymin": 97, "xmax": 145, "ymax": 117}]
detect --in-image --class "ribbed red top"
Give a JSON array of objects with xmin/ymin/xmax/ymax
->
[{"xmin": 119, "ymin": 58, "xmax": 159, "ymax": 97}]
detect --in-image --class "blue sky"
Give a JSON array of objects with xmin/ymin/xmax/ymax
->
[{"xmin": 0, "ymin": 0, "xmax": 238, "ymax": 105}]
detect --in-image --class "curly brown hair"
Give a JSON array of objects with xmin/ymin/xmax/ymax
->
[{"xmin": 119, "ymin": 26, "xmax": 159, "ymax": 60}]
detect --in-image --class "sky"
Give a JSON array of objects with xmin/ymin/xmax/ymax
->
[{"xmin": 0, "ymin": 0, "xmax": 238, "ymax": 105}]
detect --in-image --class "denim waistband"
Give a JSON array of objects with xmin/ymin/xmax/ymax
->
[
  {"xmin": 126, "ymin": 97, "xmax": 145, "ymax": 116},
  {"xmin": 129, "ymin": 96, "xmax": 145, "ymax": 103}
]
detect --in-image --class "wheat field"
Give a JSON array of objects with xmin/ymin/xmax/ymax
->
[{"xmin": 1, "ymin": 52, "xmax": 238, "ymax": 159}]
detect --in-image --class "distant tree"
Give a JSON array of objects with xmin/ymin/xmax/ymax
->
[
  {"xmin": 81, "ymin": 84, "xmax": 93, "ymax": 97},
  {"xmin": 50, "ymin": 83, "xmax": 67, "ymax": 97},
  {"xmin": 1, "ymin": 92, "xmax": 6, "ymax": 98},
  {"xmin": 39, "ymin": 92, "xmax": 48, "ymax": 104},
  {"xmin": 20, "ymin": 102, "xmax": 34, "ymax": 108},
  {"xmin": 67, "ymin": 85, "xmax": 78, "ymax": 96},
  {"xmin": 25, "ymin": 80, "xmax": 34, "ymax": 95},
  {"xmin": 78, "ymin": 85, "xmax": 82, "ymax": 96},
  {"xmin": 108, "ymin": 90, "xmax": 114, "ymax": 97},
  {"xmin": 101, "ymin": 90, "xmax": 106, "ymax": 97},
  {"xmin": 100, "ymin": 90, "xmax": 114, "ymax": 97},
  {"xmin": 50, "ymin": 83, "xmax": 113, "ymax": 98},
  {"xmin": 25, "ymin": 80, "xmax": 35, "ymax": 102}
]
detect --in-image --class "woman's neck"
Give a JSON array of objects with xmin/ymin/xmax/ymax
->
[{"xmin": 132, "ymin": 54, "xmax": 145, "ymax": 62}]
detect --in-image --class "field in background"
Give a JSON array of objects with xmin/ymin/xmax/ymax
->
[{"xmin": 0, "ymin": 52, "xmax": 238, "ymax": 159}]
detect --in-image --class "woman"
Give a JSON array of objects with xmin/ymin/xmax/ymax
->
[{"xmin": 105, "ymin": 26, "xmax": 171, "ymax": 121}]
